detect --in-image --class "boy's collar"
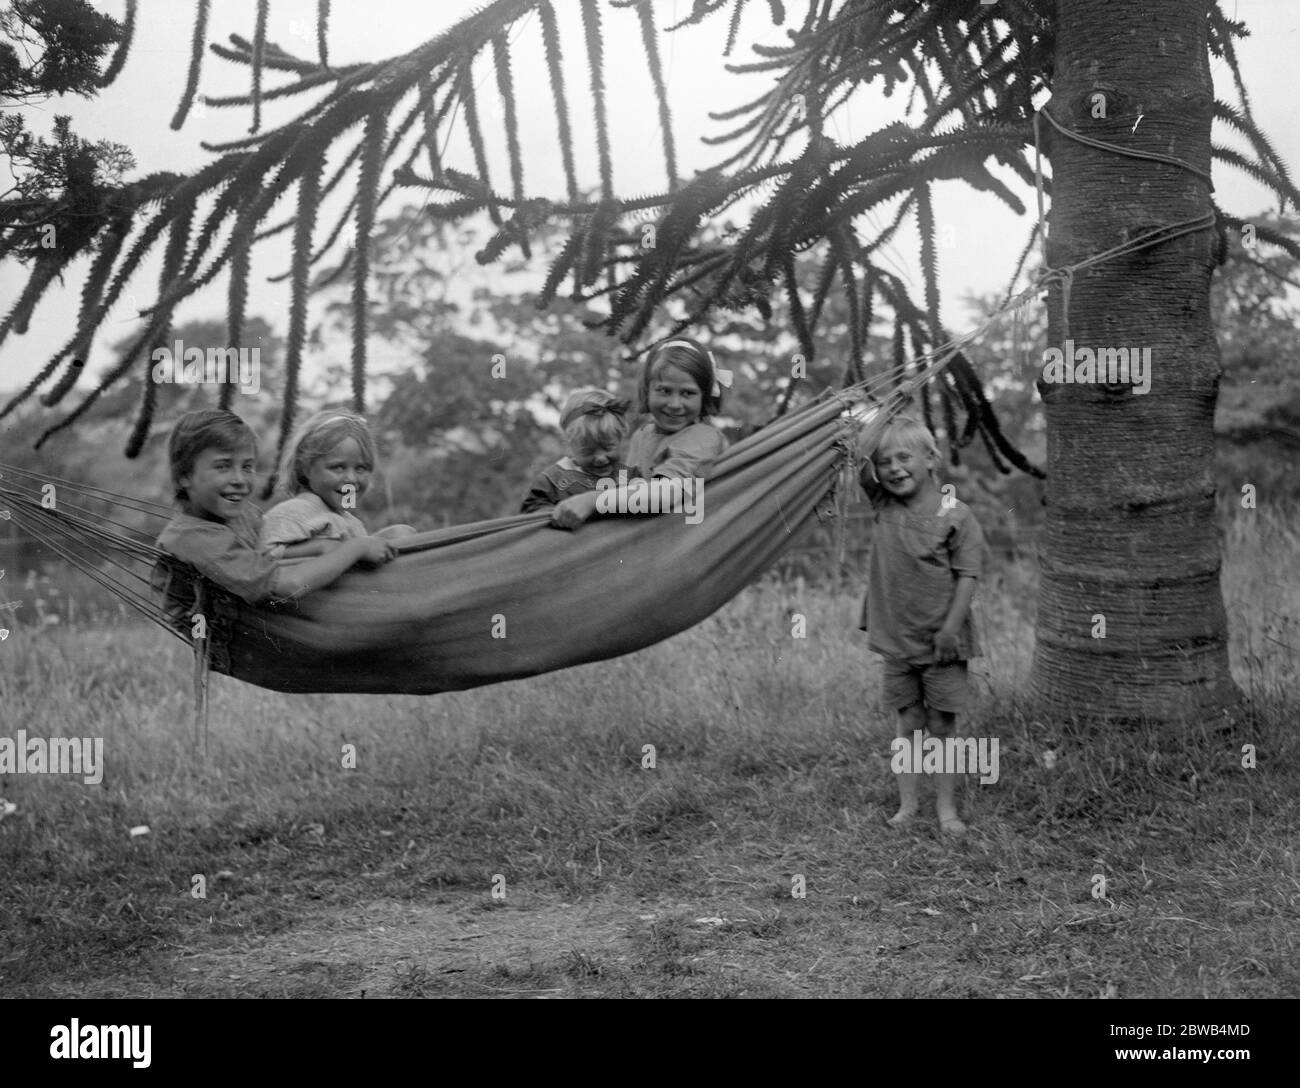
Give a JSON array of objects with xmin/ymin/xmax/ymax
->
[{"xmin": 179, "ymin": 502, "xmax": 226, "ymax": 525}]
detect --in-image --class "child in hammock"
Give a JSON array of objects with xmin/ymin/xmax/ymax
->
[
  {"xmin": 153, "ymin": 409, "xmax": 396, "ymax": 630},
  {"xmin": 262, "ymin": 409, "xmax": 416, "ymax": 558},
  {"xmin": 858, "ymin": 415, "xmax": 985, "ymax": 836},
  {"xmin": 520, "ymin": 388, "xmax": 631, "ymax": 513},
  {"xmin": 550, "ymin": 337, "xmax": 730, "ymax": 529}
]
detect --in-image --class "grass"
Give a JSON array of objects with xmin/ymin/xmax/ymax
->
[{"xmin": 0, "ymin": 507, "xmax": 1296, "ymax": 998}]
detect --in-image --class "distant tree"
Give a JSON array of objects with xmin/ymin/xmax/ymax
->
[
  {"xmin": 0, "ymin": 0, "xmax": 135, "ymax": 333},
  {"xmin": 311, "ymin": 209, "xmax": 597, "ymax": 523},
  {"xmin": 4, "ymin": 316, "xmax": 284, "ymax": 498},
  {"xmin": 1209, "ymin": 212, "xmax": 1300, "ymax": 501},
  {"xmin": 0, "ymin": 0, "xmax": 123, "ymax": 100}
]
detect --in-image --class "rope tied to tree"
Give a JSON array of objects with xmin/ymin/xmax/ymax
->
[
  {"xmin": 1037, "ymin": 106, "xmax": 1216, "ymax": 189},
  {"xmin": 1027, "ymin": 106, "xmax": 1217, "ymax": 344}
]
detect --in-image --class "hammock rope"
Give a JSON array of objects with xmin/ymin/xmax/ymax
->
[{"xmin": 1029, "ymin": 106, "xmax": 1215, "ymax": 338}]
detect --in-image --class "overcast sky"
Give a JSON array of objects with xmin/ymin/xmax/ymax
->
[{"xmin": 1, "ymin": 0, "xmax": 1296, "ymax": 401}]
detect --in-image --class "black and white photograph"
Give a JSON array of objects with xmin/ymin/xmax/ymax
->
[{"xmin": 0, "ymin": 0, "xmax": 1295, "ymax": 1049}]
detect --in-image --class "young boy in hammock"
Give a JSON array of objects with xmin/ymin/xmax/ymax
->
[
  {"xmin": 152, "ymin": 409, "xmax": 394, "ymax": 631},
  {"xmin": 858, "ymin": 415, "xmax": 985, "ymax": 835}
]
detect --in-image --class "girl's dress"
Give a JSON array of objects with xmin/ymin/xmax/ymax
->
[
  {"xmin": 262, "ymin": 491, "xmax": 367, "ymax": 554},
  {"xmin": 625, "ymin": 421, "xmax": 727, "ymax": 479}
]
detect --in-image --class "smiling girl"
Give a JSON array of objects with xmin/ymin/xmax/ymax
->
[{"xmin": 262, "ymin": 409, "xmax": 414, "ymax": 558}]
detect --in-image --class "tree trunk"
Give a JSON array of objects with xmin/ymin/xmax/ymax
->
[{"xmin": 1029, "ymin": 0, "xmax": 1240, "ymax": 721}]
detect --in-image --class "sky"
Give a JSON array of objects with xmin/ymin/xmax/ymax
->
[{"xmin": 1, "ymin": 0, "xmax": 1297, "ymax": 401}]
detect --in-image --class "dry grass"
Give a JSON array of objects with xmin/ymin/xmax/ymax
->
[{"xmin": 0, "ymin": 506, "xmax": 1296, "ymax": 998}]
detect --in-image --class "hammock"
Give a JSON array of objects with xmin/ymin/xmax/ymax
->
[{"xmin": 1, "ymin": 389, "xmax": 888, "ymax": 696}]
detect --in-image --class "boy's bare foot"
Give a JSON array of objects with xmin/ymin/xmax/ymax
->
[
  {"xmin": 888, "ymin": 809, "xmax": 918, "ymax": 827},
  {"xmin": 939, "ymin": 816, "xmax": 968, "ymax": 836}
]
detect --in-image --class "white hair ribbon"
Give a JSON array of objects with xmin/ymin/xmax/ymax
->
[{"xmin": 709, "ymin": 351, "xmax": 733, "ymax": 399}]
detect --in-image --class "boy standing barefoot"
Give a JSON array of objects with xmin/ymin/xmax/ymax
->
[{"xmin": 858, "ymin": 416, "xmax": 985, "ymax": 835}]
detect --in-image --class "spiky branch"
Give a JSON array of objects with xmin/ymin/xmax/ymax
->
[{"xmin": 1, "ymin": 0, "xmax": 1293, "ymax": 473}]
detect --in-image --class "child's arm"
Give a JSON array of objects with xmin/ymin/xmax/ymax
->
[
  {"xmin": 934, "ymin": 575, "xmax": 977, "ymax": 662},
  {"xmin": 551, "ymin": 478, "xmax": 687, "ymax": 529},
  {"xmin": 521, "ymin": 489, "xmax": 556, "ymax": 514},
  {"xmin": 648, "ymin": 425, "xmax": 727, "ymax": 480},
  {"xmin": 551, "ymin": 427, "xmax": 725, "ymax": 530},
  {"xmin": 858, "ymin": 459, "xmax": 887, "ymax": 507},
  {"xmin": 521, "ymin": 469, "xmax": 561, "ymax": 514},
  {"xmin": 934, "ymin": 507, "xmax": 985, "ymax": 662},
  {"xmin": 550, "ymin": 488, "xmax": 602, "ymax": 528},
  {"xmin": 270, "ymin": 536, "xmax": 394, "ymax": 599},
  {"xmin": 278, "ymin": 539, "xmax": 343, "ymax": 558}
]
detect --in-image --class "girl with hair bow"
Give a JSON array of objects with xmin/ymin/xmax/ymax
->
[{"xmin": 520, "ymin": 388, "xmax": 632, "ymax": 513}]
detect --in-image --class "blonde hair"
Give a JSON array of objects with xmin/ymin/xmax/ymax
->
[
  {"xmin": 276, "ymin": 409, "xmax": 377, "ymax": 497},
  {"xmin": 868, "ymin": 415, "xmax": 940, "ymax": 480},
  {"xmin": 559, "ymin": 388, "xmax": 630, "ymax": 447},
  {"xmin": 872, "ymin": 415, "xmax": 940, "ymax": 460}
]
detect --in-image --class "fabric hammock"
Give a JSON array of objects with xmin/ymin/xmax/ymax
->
[{"xmin": 1, "ymin": 391, "xmax": 886, "ymax": 696}]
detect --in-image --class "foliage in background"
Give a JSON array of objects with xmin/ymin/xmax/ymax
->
[
  {"xmin": 0, "ymin": 0, "xmax": 122, "ymax": 100},
  {"xmin": 1210, "ymin": 212, "xmax": 1300, "ymax": 504},
  {"xmin": 0, "ymin": 0, "xmax": 134, "ymax": 311}
]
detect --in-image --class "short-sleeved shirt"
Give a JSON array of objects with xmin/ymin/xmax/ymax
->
[
  {"xmin": 152, "ymin": 506, "xmax": 281, "ymax": 631},
  {"xmin": 858, "ymin": 466, "xmax": 985, "ymax": 664},
  {"xmin": 626, "ymin": 421, "xmax": 727, "ymax": 480},
  {"xmin": 520, "ymin": 457, "xmax": 631, "ymax": 513},
  {"xmin": 261, "ymin": 491, "xmax": 367, "ymax": 551}
]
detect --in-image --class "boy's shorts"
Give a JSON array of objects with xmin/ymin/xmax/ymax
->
[{"xmin": 881, "ymin": 659, "xmax": 969, "ymax": 724}]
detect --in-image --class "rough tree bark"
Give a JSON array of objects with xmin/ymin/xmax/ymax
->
[{"xmin": 1030, "ymin": 0, "xmax": 1240, "ymax": 720}]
